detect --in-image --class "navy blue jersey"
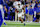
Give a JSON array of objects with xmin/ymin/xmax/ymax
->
[
  {"xmin": 36, "ymin": 7, "xmax": 40, "ymax": 13},
  {"xmin": 0, "ymin": 10, "xmax": 2, "ymax": 19},
  {"xmin": 3, "ymin": 7, "xmax": 6, "ymax": 13},
  {"xmin": 34, "ymin": 7, "xmax": 36, "ymax": 11},
  {"xmin": 0, "ymin": 9, "xmax": 3, "ymax": 25},
  {"xmin": 29, "ymin": 8, "xmax": 34, "ymax": 15},
  {"xmin": 25, "ymin": 7, "xmax": 28, "ymax": 14},
  {"xmin": 0, "ymin": 0, "xmax": 3, "ymax": 4}
]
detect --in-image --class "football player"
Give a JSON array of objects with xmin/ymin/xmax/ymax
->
[
  {"xmin": 0, "ymin": 0, "xmax": 6, "ymax": 27},
  {"xmin": 13, "ymin": 0, "xmax": 25, "ymax": 23}
]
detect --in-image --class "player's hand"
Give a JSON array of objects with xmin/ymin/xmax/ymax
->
[{"xmin": 24, "ymin": 10, "xmax": 25, "ymax": 13}]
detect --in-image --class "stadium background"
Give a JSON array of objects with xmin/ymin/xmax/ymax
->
[
  {"xmin": 3, "ymin": 0, "xmax": 40, "ymax": 22},
  {"xmin": 0, "ymin": 0, "xmax": 40, "ymax": 27}
]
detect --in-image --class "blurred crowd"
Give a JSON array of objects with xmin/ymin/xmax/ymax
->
[{"xmin": 1, "ymin": 0, "xmax": 40, "ymax": 22}]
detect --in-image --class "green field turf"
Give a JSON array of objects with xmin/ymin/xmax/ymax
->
[{"xmin": 1, "ymin": 21, "xmax": 40, "ymax": 27}]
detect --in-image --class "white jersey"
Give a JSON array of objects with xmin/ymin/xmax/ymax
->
[
  {"xmin": 13, "ymin": 1, "xmax": 23, "ymax": 13},
  {"xmin": 13, "ymin": 1, "xmax": 21, "ymax": 7},
  {"xmin": 17, "ymin": 5, "xmax": 24, "ymax": 18},
  {"xmin": 15, "ymin": 5, "xmax": 23, "ymax": 10},
  {"xmin": 13, "ymin": 1, "xmax": 24, "ymax": 18},
  {"xmin": 17, "ymin": 5, "xmax": 23, "ymax": 13}
]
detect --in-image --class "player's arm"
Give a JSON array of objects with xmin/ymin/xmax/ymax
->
[
  {"xmin": 22, "ymin": 5, "xmax": 26, "ymax": 12},
  {"xmin": 23, "ymin": 9, "xmax": 25, "ymax": 13},
  {"xmin": 34, "ymin": 11, "xmax": 36, "ymax": 18},
  {"xmin": 13, "ymin": 6, "xmax": 17, "ymax": 12},
  {"xmin": 15, "ymin": 9, "xmax": 17, "ymax": 12},
  {"xmin": 22, "ymin": 7, "xmax": 25, "ymax": 13},
  {"xmin": 5, "ymin": 8, "xmax": 7, "ymax": 13},
  {"xmin": 4, "ymin": 6, "xmax": 7, "ymax": 13}
]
